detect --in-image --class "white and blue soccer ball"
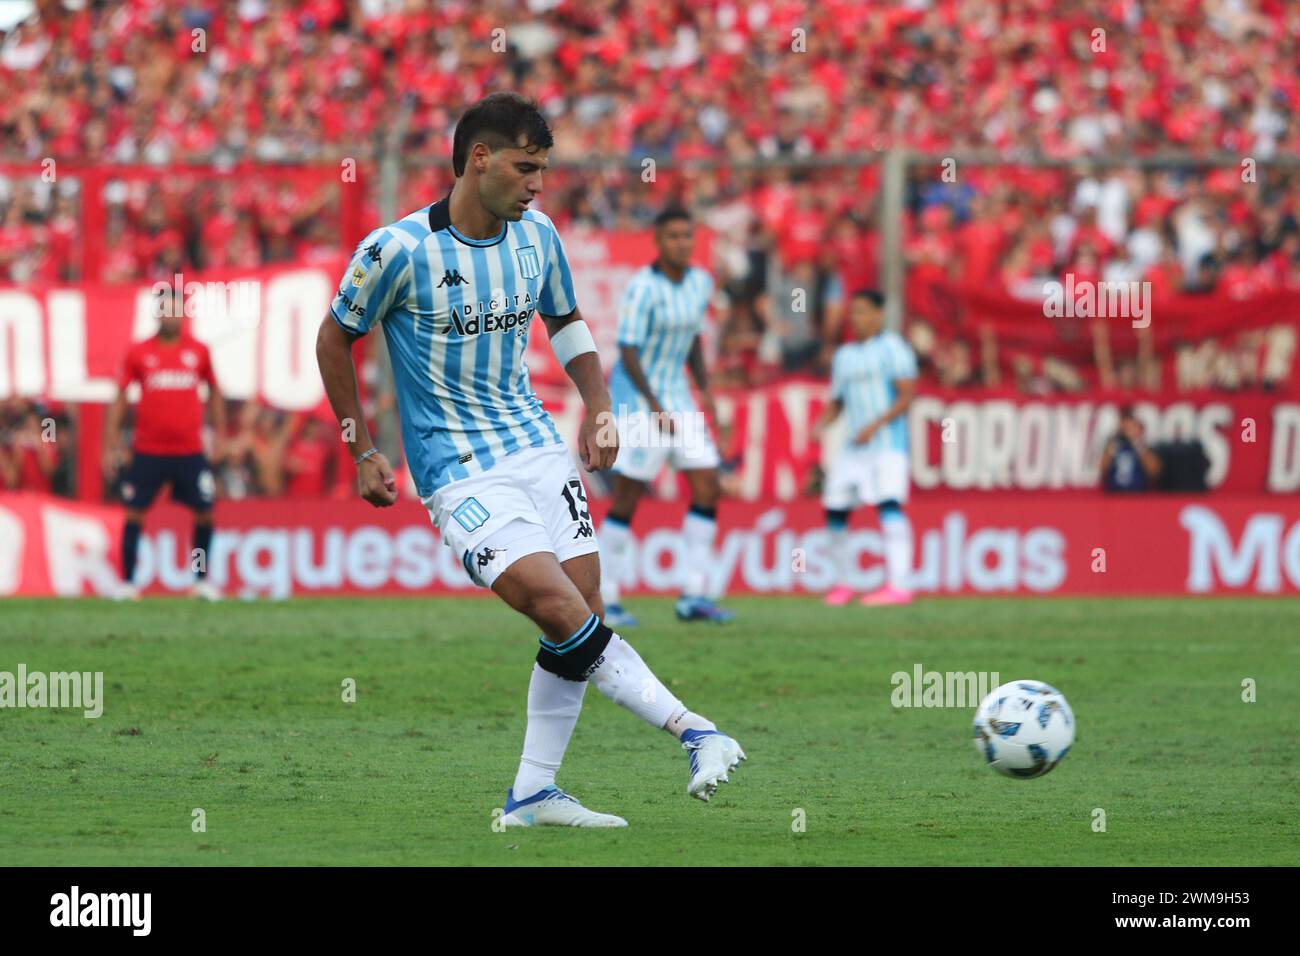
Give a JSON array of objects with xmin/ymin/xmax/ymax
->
[{"xmin": 973, "ymin": 680, "xmax": 1074, "ymax": 778}]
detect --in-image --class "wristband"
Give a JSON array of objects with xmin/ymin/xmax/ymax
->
[
  {"xmin": 550, "ymin": 319, "xmax": 597, "ymax": 367},
  {"xmin": 354, "ymin": 447, "xmax": 380, "ymax": 466}
]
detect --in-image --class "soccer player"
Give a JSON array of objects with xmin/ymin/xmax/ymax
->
[
  {"xmin": 104, "ymin": 288, "xmax": 226, "ymax": 601},
  {"xmin": 599, "ymin": 207, "xmax": 733, "ymax": 627},
  {"xmin": 812, "ymin": 289, "xmax": 918, "ymax": 606},
  {"xmin": 315, "ymin": 93, "xmax": 744, "ymax": 827}
]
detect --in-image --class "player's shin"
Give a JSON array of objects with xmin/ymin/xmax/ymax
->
[
  {"xmin": 122, "ymin": 520, "xmax": 142, "ymax": 584},
  {"xmin": 680, "ymin": 504, "xmax": 717, "ymax": 599},
  {"xmin": 598, "ymin": 516, "xmax": 630, "ymax": 607},
  {"xmin": 513, "ymin": 663, "xmax": 588, "ymax": 798},
  {"xmin": 193, "ymin": 521, "xmax": 213, "ymax": 580},
  {"xmin": 825, "ymin": 509, "xmax": 850, "ymax": 587},
  {"xmin": 879, "ymin": 503, "xmax": 913, "ymax": 592}
]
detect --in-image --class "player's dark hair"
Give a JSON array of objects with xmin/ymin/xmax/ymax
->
[
  {"xmin": 452, "ymin": 92, "xmax": 553, "ymax": 177},
  {"xmin": 654, "ymin": 206, "xmax": 692, "ymax": 230},
  {"xmin": 853, "ymin": 289, "xmax": 885, "ymax": 308}
]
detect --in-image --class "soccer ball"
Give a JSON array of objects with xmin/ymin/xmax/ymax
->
[{"xmin": 973, "ymin": 680, "xmax": 1074, "ymax": 778}]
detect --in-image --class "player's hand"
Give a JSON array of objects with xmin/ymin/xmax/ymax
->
[
  {"xmin": 102, "ymin": 445, "xmax": 126, "ymax": 476},
  {"xmin": 855, "ymin": 421, "xmax": 881, "ymax": 445},
  {"xmin": 357, "ymin": 453, "xmax": 398, "ymax": 507},
  {"xmin": 700, "ymin": 393, "xmax": 718, "ymax": 432},
  {"xmin": 650, "ymin": 404, "xmax": 676, "ymax": 436},
  {"xmin": 580, "ymin": 407, "xmax": 619, "ymax": 472}
]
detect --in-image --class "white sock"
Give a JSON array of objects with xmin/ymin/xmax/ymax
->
[
  {"xmin": 599, "ymin": 516, "xmax": 631, "ymax": 606},
  {"xmin": 512, "ymin": 664, "xmax": 587, "ymax": 798},
  {"xmin": 681, "ymin": 508, "xmax": 717, "ymax": 599},
  {"xmin": 586, "ymin": 633, "xmax": 683, "ymax": 730},
  {"xmin": 882, "ymin": 510, "xmax": 913, "ymax": 591},
  {"xmin": 665, "ymin": 706, "xmax": 716, "ymax": 740},
  {"xmin": 827, "ymin": 524, "xmax": 849, "ymax": 588}
]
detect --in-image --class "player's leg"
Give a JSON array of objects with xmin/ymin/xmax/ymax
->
[
  {"xmin": 821, "ymin": 451, "xmax": 861, "ymax": 606},
  {"xmin": 598, "ymin": 473, "xmax": 644, "ymax": 627},
  {"xmin": 171, "ymin": 454, "xmax": 220, "ymax": 600},
  {"xmin": 671, "ymin": 414, "xmax": 732, "ymax": 622},
  {"xmin": 675, "ymin": 466, "xmax": 734, "ymax": 622},
  {"xmin": 487, "ymin": 544, "xmax": 618, "ymax": 825},
  {"xmin": 536, "ymin": 446, "xmax": 744, "ymax": 803},
  {"xmin": 861, "ymin": 450, "xmax": 914, "ymax": 606},
  {"xmin": 115, "ymin": 453, "xmax": 163, "ymax": 600}
]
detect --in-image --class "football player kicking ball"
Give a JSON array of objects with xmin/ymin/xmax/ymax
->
[
  {"xmin": 315, "ymin": 93, "xmax": 744, "ymax": 827},
  {"xmin": 104, "ymin": 288, "xmax": 226, "ymax": 601},
  {"xmin": 599, "ymin": 207, "xmax": 733, "ymax": 627},
  {"xmin": 812, "ymin": 290, "xmax": 918, "ymax": 606}
]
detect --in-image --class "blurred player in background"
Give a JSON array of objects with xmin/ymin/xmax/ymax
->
[
  {"xmin": 103, "ymin": 288, "xmax": 226, "ymax": 601},
  {"xmin": 315, "ymin": 94, "xmax": 744, "ymax": 828},
  {"xmin": 812, "ymin": 290, "xmax": 918, "ymax": 606},
  {"xmin": 599, "ymin": 207, "xmax": 733, "ymax": 626}
]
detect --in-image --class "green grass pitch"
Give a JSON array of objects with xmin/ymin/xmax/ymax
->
[{"xmin": 0, "ymin": 596, "xmax": 1295, "ymax": 866}]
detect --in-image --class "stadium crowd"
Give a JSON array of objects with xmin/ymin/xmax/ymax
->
[{"xmin": 1, "ymin": 0, "xmax": 1299, "ymax": 496}]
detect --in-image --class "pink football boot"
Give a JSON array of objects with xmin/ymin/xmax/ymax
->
[{"xmin": 860, "ymin": 586, "xmax": 914, "ymax": 606}]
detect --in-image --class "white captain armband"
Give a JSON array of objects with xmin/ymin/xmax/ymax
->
[{"xmin": 549, "ymin": 319, "xmax": 597, "ymax": 367}]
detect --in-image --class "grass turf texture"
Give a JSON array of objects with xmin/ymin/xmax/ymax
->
[{"xmin": 0, "ymin": 597, "xmax": 1295, "ymax": 866}]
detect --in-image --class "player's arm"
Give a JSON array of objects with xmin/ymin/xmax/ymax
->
[
  {"xmin": 102, "ymin": 388, "xmax": 129, "ymax": 476},
  {"xmin": 686, "ymin": 334, "xmax": 717, "ymax": 426},
  {"xmin": 619, "ymin": 345, "xmax": 664, "ymax": 412},
  {"xmin": 315, "ymin": 318, "xmax": 397, "ymax": 507},
  {"xmin": 855, "ymin": 377, "xmax": 916, "ymax": 445},
  {"xmin": 202, "ymin": 351, "xmax": 227, "ymax": 461},
  {"xmin": 812, "ymin": 397, "xmax": 844, "ymax": 442},
  {"xmin": 103, "ymin": 351, "xmax": 136, "ymax": 476},
  {"xmin": 812, "ymin": 350, "xmax": 845, "ymax": 441},
  {"xmin": 544, "ymin": 307, "xmax": 617, "ymax": 472}
]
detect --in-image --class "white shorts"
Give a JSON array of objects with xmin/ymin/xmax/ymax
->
[
  {"xmin": 612, "ymin": 408, "xmax": 721, "ymax": 482},
  {"xmin": 424, "ymin": 442, "xmax": 600, "ymax": 589},
  {"xmin": 822, "ymin": 445, "xmax": 910, "ymax": 510}
]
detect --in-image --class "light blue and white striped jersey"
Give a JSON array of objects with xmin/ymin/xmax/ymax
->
[
  {"xmin": 329, "ymin": 196, "xmax": 576, "ymax": 498},
  {"xmin": 609, "ymin": 263, "xmax": 713, "ymax": 414},
  {"xmin": 830, "ymin": 331, "xmax": 918, "ymax": 453}
]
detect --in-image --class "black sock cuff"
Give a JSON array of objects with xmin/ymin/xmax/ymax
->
[
  {"xmin": 535, "ymin": 614, "xmax": 615, "ymax": 682},
  {"xmin": 687, "ymin": 503, "xmax": 717, "ymax": 521}
]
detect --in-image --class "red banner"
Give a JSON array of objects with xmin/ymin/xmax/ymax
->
[
  {"xmin": 0, "ymin": 231, "xmax": 708, "ymax": 404},
  {"xmin": 4, "ymin": 491, "xmax": 1300, "ymax": 598},
  {"xmin": 909, "ymin": 280, "xmax": 1300, "ymax": 394}
]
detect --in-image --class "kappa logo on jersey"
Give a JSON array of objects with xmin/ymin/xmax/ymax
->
[
  {"xmin": 516, "ymin": 245, "xmax": 541, "ymax": 280},
  {"xmin": 437, "ymin": 269, "xmax": 469, "ymax": 288},
  {"xmin": 451, "ymin": 497, "xmax": 490, "ymax": 532},
  {"xmin": 363, "ymin": 242, "xmax": 383, "ymax": 266},
  {"xmin": 476, "ymin": 545, "xmax": 506, "ymax": 569}
]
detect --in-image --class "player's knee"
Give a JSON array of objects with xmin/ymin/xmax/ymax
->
[
  {"xmin": 689, "ymin": 478, "xmax": 720, "ymax": 510},
  {"xmin": 825, "ymin": 508, "xmax": 850, "ymax": 530},
  {"xmin": 877, "ymin": 500, "xmax": 904, "ymax": 520},
  {"xmin": 535, "ymin": 614, "xmax": 614, "ymax": 683},
  {"xmin": 584, "ymin": 588, "xmax": 606, "ymax": 624},
  {"xmin": 523, "ymin": 588, "xmax": 590, "ymax": 642}
]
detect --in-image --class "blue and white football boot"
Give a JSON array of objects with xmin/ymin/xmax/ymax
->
[
  {"xmin": 500, "ymin": 786, "xmax": 628, "ymax": 828},
  {"xmin": 681, "ymin": 729, "xmax": 747, "ymax": 802},
  {"xmin": 604, "ymin": 603, "xmax": 639, "ymax": 628},
  {"xmin": 674, "ymin": 596, "xmax": 735, "ymax": 623}
]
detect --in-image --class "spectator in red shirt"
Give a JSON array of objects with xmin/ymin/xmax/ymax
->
[{"xmin": 103, "ymin": 288, "xmax": 228, "ymax": 600}]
